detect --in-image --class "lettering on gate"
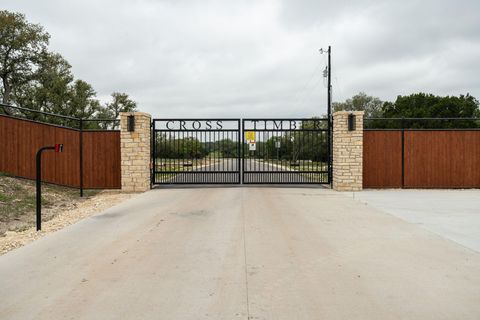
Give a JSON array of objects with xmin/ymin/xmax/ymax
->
[
  {"xmin": 243, "ymin": 119, "xmax": 324, "ymax": 131},
  {"xmin": 164, "ymin": 120, "xmax": 225, "ymax": 130},
  {"xmin": 156, "ymin": 119, "xmax": 325, "ymax": 131}
]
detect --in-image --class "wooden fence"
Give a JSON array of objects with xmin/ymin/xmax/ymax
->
[
  {"xmin": 364, "ymin": 130, "xmax": 480, "ymax": 188},
  {"xmin": 0, "ymin": 115, "xmax": 121, "ymax": 189}
]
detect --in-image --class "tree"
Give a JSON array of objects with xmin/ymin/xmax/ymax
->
[
  {"xmin": 260, "ymin": 118, "xmax": 328, "ymax": 164},
  {"xmin": 381, "ymin": 93, "xmax": 480, "ymax": 128},
  {"xmin": 215, "ymin": 139, "xmax": 238, "ymax": 158},
  {"xmin": 383, "ymin": 93, "xmax": 479, "ymax": 118},
  {"xmin": 0, "ymin": 11, "xmax": 50, "ymax": 113},
  {"xmin": 95, "ymin": 92, "xmax": 137, "ymax": 129},
  {"xmin": 333, "ymin": 92, "xmax": 384, "ymax": 118},
  {"xmin": 14, "ymin": 52, "xmax": 73, "ymax": 122},
  {"xmin": 12, "ymin": 53, "xmax": 103, "ymax": 128},
  {"xmin": 96, "ymin": 92, "xmax": 137, "ymax": 121},
  {"xmin": 67, "ymin": 80, "xmax": 101, "ymax": 122},
  {"xmin": 0, "ymin": 10, "xmax": 138, "ymax": 125},
  {"xmin": 106, "ymin": 92, "xmax": 137, "ymax": 118},
  {"xmin": 155, "ymin": 136, "xmax": 207, "ymax": 160}
]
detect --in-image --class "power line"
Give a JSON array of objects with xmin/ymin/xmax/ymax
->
[
  {"xmin": 291, "ymin": 56, "xmax": 326, "ymax": 109},
  {"xmin": 295, "ymin": 75, "xmax": 324, "ymax": 110}
]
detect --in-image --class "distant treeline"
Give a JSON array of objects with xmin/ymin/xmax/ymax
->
[
  {"xmin": 334, "ymin": 92, "xmax": 480, "ymax": 129},
  {"xmin": 154, "ymin": 131, "xmax": 328, "ymax": 162}
]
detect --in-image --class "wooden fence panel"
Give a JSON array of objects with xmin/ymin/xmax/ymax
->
[
  {"xmin": 363, "ymin": 129, "xmax": 480, "ymax": 188},
  {"xmin": 0, "ymin": 115, "xmax": 120, "ymax": 189},
  {"xmin": 363, "ymin": 131, "xmax": 402, "ymax": 188},
  {"xmin": 54, "ymin": 127, "xmax": 81, "ymax": 187},
  {"xmin": 83, "ymin": 131, "xmax": 121, "ymax": 189},
  {"xmin": 405, "ymin": 131, "xmax": 480, "ymax": 188},
  {"xmin": 0, "ymin": 116, "xmax": 19, "ymax": 174}
]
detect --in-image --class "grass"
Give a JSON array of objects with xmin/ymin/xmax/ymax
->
[
  {"xmin": 0, "ymin": 193, "xmax": 14, "ymax": 203},
  {"xmin": 0, "ymin": 173, "xmax": 100, "ymax": 236},
  {"xmin": 154, "ymin": 156, "xmax": 232, "ymax": 183},
  {"xmin": 250, "ymin": 159, "xmax": 329, "ymax": 183},
  {"xmin": 263, "ymin": 159, "xmax": 328, "ymax": 171},
  {"xmin": 155, "ymin": 157, "xmax": 220, "ymax": 172}
]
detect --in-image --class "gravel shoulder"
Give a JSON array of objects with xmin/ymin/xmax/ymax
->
[{"xmin": 0, "ymin": 175, "xmax": 137, "ymax": 255}]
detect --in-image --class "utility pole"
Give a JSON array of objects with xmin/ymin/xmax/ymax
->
[
  {"xmin": 327, "ymin": 46, "xmax": 332, "ymax": 185},
  {"xmin": 327, "ymin": 46, "xmax": 332, "ymax": 123},
  {"xmin": 321, "ymin": 46, "xmax": 333, "ymax": 185}
]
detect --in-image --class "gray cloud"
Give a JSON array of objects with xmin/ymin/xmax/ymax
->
[{"xmin": 2, "ymin": 0, "xmax": 479, "ymax": 117}]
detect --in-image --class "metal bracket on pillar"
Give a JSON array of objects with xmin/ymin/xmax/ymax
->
[
  {"xmin": 348, "ymin": 114, "xmax": 356, "ymax": 131},
  {"xmin": 127, "ymin": 115, "xmax": 135, "ymax": 132}
]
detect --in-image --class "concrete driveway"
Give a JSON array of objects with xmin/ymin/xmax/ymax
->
[
  {"xmin": 0, "ymin": 187, "xmax": 479, "ymax": 320},
  {"xmin": 352, "ymin": 189, "xmax": 480, "ymax": 252}
]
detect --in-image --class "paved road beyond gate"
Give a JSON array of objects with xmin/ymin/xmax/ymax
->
[{"xmin": 152, "ymin": 118, "xmax": 330, "ymax": 185}]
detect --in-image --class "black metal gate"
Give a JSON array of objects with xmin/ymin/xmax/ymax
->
[
  {"xmin": 152, "ymin": 118, "xmax": 330, "ymax": 185},
  {"xmin": 152, "ymin": 119, "xmax": 241, "ymax": 184},
  {"xmin": 242, "ymin": 118, "xmax": 330, "ymax": 184}
]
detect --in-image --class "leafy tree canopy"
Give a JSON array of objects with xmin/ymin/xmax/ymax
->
[
  {"xmin": 103, "ymin": 92, "xmax": 137, "ymax": 119},
  {"xmin": 0, "ymin": 10, "xmax": 138, "ymax": 126},
  {"xmin": 335, "ymin": 92, "xmax": 480, "ymax": 128},
  {"xmin": 0, "ymin": 10, "xmax": 49, "ymax": 109},
  {"xmin": 383, "ymin": 93, "xmax": 480, "ymax": 118},
  {"xmin": 333, "ymin": 92, "xmax": 384, "ymax": 118}
]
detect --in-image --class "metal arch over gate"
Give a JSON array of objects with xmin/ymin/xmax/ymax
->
[{"xmin": 152, "ymin": 118, "xmax": 330, "ymax": 185}]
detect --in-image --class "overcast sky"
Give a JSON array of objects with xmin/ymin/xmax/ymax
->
[{"xmin": 3, "ymin": 0, "xmax": 479, "ymax": 117}]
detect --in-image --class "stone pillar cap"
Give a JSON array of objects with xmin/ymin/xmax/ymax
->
[
  {"xmin": 333, "ymin": 110, "xmax": 365, "ymax": 115},
  {"xmin": 120, "ymin": 112, "xmax": 152, "ymax": 117}
]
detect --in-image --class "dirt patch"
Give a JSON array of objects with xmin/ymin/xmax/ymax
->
[
  {"xmin": 0, "ymin": 175, "xmax": 97, "ymax": 236},
  {"xmin": 0, "ymin": 175, "xmax": 137, "ymax": 255}
]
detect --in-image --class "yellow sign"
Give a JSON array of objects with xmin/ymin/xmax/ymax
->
[{"xmin": 245, "ymin": 131, "xmax": 255, "ymax": 142}]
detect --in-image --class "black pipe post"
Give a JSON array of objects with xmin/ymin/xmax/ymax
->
[
  {"xmin": 79, "ymin": 118, "xmax": 84, "ymax": 197},
  {"xmin": 36, "ymin": 146, "xmax": 55, "ymax": 231},
  {"xmin": 401, "ymin": 117, "xmax": 405, "ymax": 188}
]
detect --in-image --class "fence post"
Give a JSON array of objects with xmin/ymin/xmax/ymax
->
[
  {"xmin": 332, "ymin": 111, "xmax": 364, "ymax": 191},
  {"xmin": 401, "ymin": 117, "xmax": 405, "ymax": 188},
  {"xmin": 79, "ymin": 118, "xmax": 84, "ymax": 197}
]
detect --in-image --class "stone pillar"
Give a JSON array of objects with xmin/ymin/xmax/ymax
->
[
  {"xmin": 120, "ymin": 112, "xmax": 151, "ymax": 192},
  {"xmin": 332, "ymin": 111, "xmax": 364, "ymax": 191}
]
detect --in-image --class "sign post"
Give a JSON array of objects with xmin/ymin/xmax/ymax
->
[{"xmin": 36, "ymin": 144, "xmax": 63, "ymax": 231}]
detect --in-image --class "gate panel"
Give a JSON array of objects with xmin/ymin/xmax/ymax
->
[
  {"xmin": 242, "ymin": 119, "xmax": 330, "ymax": 184},
  {"xmin": 152, "ymin": 119, "xmax": 241, "ymax": 184}
]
